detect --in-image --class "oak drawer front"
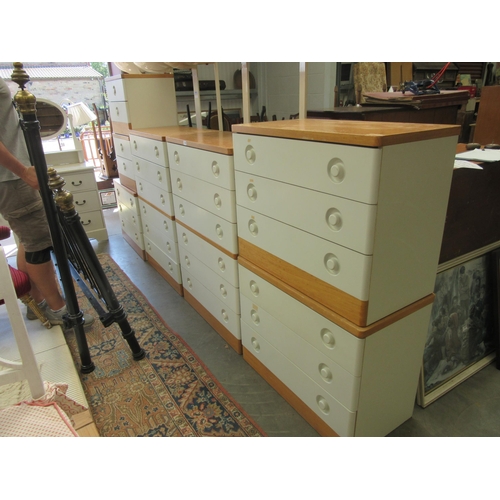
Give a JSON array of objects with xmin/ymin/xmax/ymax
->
[
  {"xmin": 109, "ymin": 101, "xmax": 129, "ymax": 126},
  {"xmin": 139, "ymin": 199, "xmax": 177, "ymax": 243},
  {"xmin": 240, "ymin": 295, "xmax": 360, "ymax": 410},
  {"xmin": 121, "ymin": 217, "xmax": 145, "ymax": 249},
  {"xmin": 137, "ymin": 179, "xmax": 174, "ymax": 217},
  {"xmin": 113, "ymin": 134, "xmax": 132, "ymax": 160},
  {"xmin": 130, "ymin": 135, "xmax": 168, "ymax": 167},
  {"xmin": 143, "ymin": 220, "xmax": 179, "ymax": 263},
  {"xmin": 115, "ymin": 184, "xmax": 140, "ymax": 214},
  {"xmin": 117, "ymin": 156, "xmax": 135, "ymax": 180},
  {"xmin": 174, "ymin": 195, "xmax": 238, "ymax": 255},
  {"xmin": 134, "ymin": 157, "xmax": 172, "ymax": 193},
  {"xmin": 182, "ymin": 268, "xmax": 241, "ymax": 339},
  {"xmin": 233, "ymin": 133, "xmax": 382, "ymax": 205},
  {"xmin": 238, "ymin": 264, "xmax": 364, "ymax": 376},
  {"xmin": 237, "ymin": 205, "xmax": 372, "ymax": 301},
  {"xmin": 172, "ymin": 172, "xmax": 237, "ymax": 223},
  {"xmin": 242, "ymin": 324, "xmax": 355, "ymax": 437},
  {"xmin": 235, "ymin": 171, "xmax": 377, "ymax": 255},
  {"xmin": 62, "ymin": 171, "xmax": 96, "ymax": 193},
  {"xmin": 176, "ymin": 224, "xmax": 239, "ymax": 287},
  {"xmin": 144, "ymin": 236, "xmax": 182, "ymax": 284},
  {"xmin": 179, "ymin": 246, "xmax": 240, "ymax": 314},
  {"xmin": 167, "ymin": 143, "xmax": 235, "ymax": 190},
  {"xmin": 107, "ymin": 78, "xmax": 126, "ymax": 101},
  {"xmin": 72, "ymin": 189, "xmax": 101, "ymax": 214}
]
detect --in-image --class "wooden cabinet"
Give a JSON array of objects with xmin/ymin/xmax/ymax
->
[{"xmin": 232, "ymin": 119, "xmax": 460, "ymax": 436}]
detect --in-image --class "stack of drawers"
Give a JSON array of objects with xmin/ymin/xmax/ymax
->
[
  {"xmin": 113, "ymin": 133, "xmax": 136, "ymax": 192},
  {"xmin": 129, "ymin": 132, "xmax": 182, "ymax": 295},
  {"xmin": 232, "ymin": 120, "xmax": 460, "ymax": 436},
  {"xmin": 167, "ymin": 134, "xmax": 241, "ymax": 353}
]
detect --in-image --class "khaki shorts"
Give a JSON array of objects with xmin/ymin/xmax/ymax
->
[{"xmin": 0, "ymin": 179, "xmax": 53, "ymax": 252}]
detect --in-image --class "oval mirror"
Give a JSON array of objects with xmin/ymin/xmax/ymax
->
[{"xmin": 36, "ymin": 98, "xmax": 67, "ymax": 140}]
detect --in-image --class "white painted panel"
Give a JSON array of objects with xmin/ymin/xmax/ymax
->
[
  {"xmin": 72, "ymin": 189, "xmax": 101, "ymax": 213},
  {"xmin": 134, "ymin": 157, "xmax": 172, "ymax": 193},
  {"xmin": 242, "ymin": 323, "xmax": 356, "ymax": 436},
  {"xmin": 144, "ymin": 235, "xmax": 182, "ymax": 284},
  {"xmin": 109, "ymin": 101, "xmax": 129, "ymax": 125},
  {"xmin": 235, "ymin": 171, "xmax": 377, "ymax": 255},
  {"xmin": 120, "ymin": 217, "xmax": 145, "ymax": 249},
  {"xmin": 107, "ymin": 78, "xmax": 126, "ymax": 101},
  {"xmin": 233, "ymin": 133, "xmax": 382, "ymax": 204},
  {"xmin": 113, "ymin": 136, "xmax": 132, "ymax": 160},
  {"xmin": 238, "ymin": 264, "xmax": 364, "ymax": 376},
  {"xmin": 182, "ymin": 268, "xmax": 241, "ymax": 339},
  {"xmin": 237, "ymin": 205, "xmax": 371, "ymax": 300},
  {"xmin": 176, "ymin": 224, "xmax": 239, "ymax": 287},
  {"xmin": 174, "ymin": 195, "xmax": 238, "ymax": 255},
  {"xmin": 167, "ymin": 142, "xmax": 235, "ymax": 190},
  {"xmin": 115, "ymin": 184, "xmax": 141, "ymax": 215},
  {"xmin": 62, "ymin": 171, "xmax": 96, "ymax": 193},
  {"xmin": 116, "ymin": 156, "xmax": 135, "ymax": 180},
  {"xmin": 139, "ymin": 199, "xmax": 177, "ymax": 243},
  {"xmin": 137, "ymin": 178, "xmax": 174, "ymax": 217},
  {"xmin": 172, "ymin": 171, "xmax": 236, "ymax": 223},
  {"xmin": 143, "ymin": 219, "xmax": 179, "ymax": 263},
  {"xmin": 130, "ymin": 134, "xmax": 169, "ymax": 167}
]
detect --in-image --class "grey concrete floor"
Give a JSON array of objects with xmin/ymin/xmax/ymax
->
[{"xmin": 92, "ymin": 207, "xmax": 500, "ymax": 437}]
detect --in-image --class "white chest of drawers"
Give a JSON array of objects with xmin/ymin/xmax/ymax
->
[
  {"xmin": 55, "ymin": 163, "xmax": 108, "ymax": 242},
  {"xmin": 232, "ymin": 119, "xmax": 460, "ymax": 436},
  {"xmin": 113, "ymin": 133, "xmax": 136, "ymax": 192}
]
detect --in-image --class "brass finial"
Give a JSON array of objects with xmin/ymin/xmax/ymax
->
[
  {"xmin": 11, "ymin": 62, "xmax": 37, "ymax": 115},
  {"xmin": 48, "ymin": 168, "xmax": 75, "ymax": 213}
]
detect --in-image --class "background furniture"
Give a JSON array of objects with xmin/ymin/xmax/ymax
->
[
  {"xmin": 352, "ymin": 62, "xmax": 387, "ymax": 104},
  {"xmin": 472, "ymin": 85, "xmax": 500, "ymax": 145}
]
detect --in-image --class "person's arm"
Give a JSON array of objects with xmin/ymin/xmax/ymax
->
[{"xmin": 0, "ymin": 140, "xmax": 39, "ymax": 189}]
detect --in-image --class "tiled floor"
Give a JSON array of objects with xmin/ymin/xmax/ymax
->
[{"xmin": 2, "ymin": 207, "xmax": 500, "ymax": 437}]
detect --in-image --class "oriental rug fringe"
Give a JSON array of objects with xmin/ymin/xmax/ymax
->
[{"xmin": 64, "ymin": 254, "xmax": 265, "ymax": 437}]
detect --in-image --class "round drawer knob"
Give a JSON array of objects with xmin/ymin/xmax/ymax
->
[
  {"xmin": 133, "ymin": 141, "xmax": 137, "ymax": 150},
  {"xmin": 166, "ymin": 242, "xmax": 171, "ymax": 252},
  {"xmin": 185, "ymin": 256, "xmax": 190, "ymax": 267},
  {"xmin": 215, "ymin": 224, "xmax": 223, "ymax": 238},
  {"xmin": 212, "ymin": 162, "xmax": 220, "ymax": 177},
  {"xmin": 319, "ymin": 363, "xmax": 333, "ymax": 383},
  {"xmin": 177, "ymin": 178, "xmax": 183, "ymax": 190},
  {"xmin": 326, "ymin": 208, "xmax": 342, "ymax": 231},
  {"xmin": 245, "ymin": 145, "xmax": 256, "ymax": 164},
  {"xmin": 168, "ymin": 262, "xmax": 173, "ymax": 272},
  {"xmin": 113, "ymin": 85, "xmax": 117, "ymax": 96},
  {"xmin": 251, "ymin": 309, "xmax": 260, "ymax": 325},
  {"xmin": 316, "ymin": 396, "xmax": 330, "ymax": 414},
  {"xmin": 182, "ymin": 233, "xmax": 188, "ymax": 244},
  {"xmin": 221, "ymin": 310, "xmax": 229, "ymax": 322},
  {"xmin": 187, "ymin": 278, "xmax": 192, "ymax": 288},
  {"xmin": 218, "ymin": 258, "xmax": 226, "ymax": 271},
  {"xmin": 220, "ymin": 285, "xmax": 227, "ymax": 297},
  {"xmin": 139, "ymin": 182, "xmax": 143, "ymax": 192},
  {"xmin": 324, "ymin": 253, "xmax": 340, "ymax": 275},
  {"xmin": 248, "ymin": 220, "xmax": 258, "ymax": 236},
  {"xmin": 157, "ymin": 171, "xmax": 162, "ymax": 181},
  {"xmin": 251, "ymin": 337, "xmax": 260, "ymax": 352},
  {"xmin": 115, "ymin": 106, "xmax": 119, "ymax": 116},
  {"xmin": 163, "ymin": 220, "xmax": 169, "ymax": 231},
  {"xmin": 214, "ymin": 194, "xmax": 222, "ymax": 208},
  {"xmin": 174, "ymin": 151, "xmax": 180, "ymax": 164},
  {"xmin": 321, "ymin": 329, "xmax": 336, "ymax": 349},
  {"xmin": 179, "ymin": 204, "xmax": 185, "ymax": 216},
  {"xmin": 247, "ymin": 184, "xmax": 257, "ymax": 201},
  {"xmin": 250, "ymin": 281, "xmax": 259, "ymax": 296},
  {"xmin": 327, "ymin": 159, "xmax": 345, "ymax": 183},
  {"xmin": 154, "ymin": 146, "xmax": 159, "ymax": 158}
]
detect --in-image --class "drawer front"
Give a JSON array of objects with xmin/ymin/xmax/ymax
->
[
  {"xmin": 240, "ymin": 295, "xmax": 360, "ymax": 410},
  {"xmin": 117, "ymin": 156, "xmax": 135, "ymax": 180},
  {"xmin": 143, "ymin": 221, "xmax": 179, "ymax": 263},
  {"xmin": 118, "ymin": 203, "xmax": 142, "ymax": 232},
  {"xmin": 130, "ymin": 135, "xmax": 168, "ymax": 167},
  {"xmin": 242, "ymin": 323, "xmax": 356, "ymax": 437},
  {"xmin": 172, "ymin": 172, "xmax": 236, "ymax": 223},
  {"xmin": 121, "ymin": 217, "xmax": 145, "ymax": 249},
  {"xmin": 174, "ymin": 195, "xmax": 238, "ymax": 255},
  {"xmin": 167, "ymin": 143, "xmax": 235, "ymax": 190},
  {"xmin": 238, "ymin": 264, "xmax": 364, "ymax": 376},
  {"xmin": 182, "ymin": 268, "xmax": 241, "ymax": 339},
  {"xmin": 115, "ymin": 184, "xmax": 140, "ymax": 214},
  {"xmin": 72, "ymin": 189, "xmax": 101, "ymax": 214},
  {"xmin": 134, "ymin": 156, "xmax": 172, "ymax": 193},
  {"xmin": 235, "ymin": 171, "xmax": 377, "ymax": 255},
  {"xmin": 139, "ymin": 199, "xmax": 177, "ymax": 243},
  {"xmin": 179, "ymin": 246, "xmax": 240, "ymax": 313},
  {"xmin": 107, "ymin": 78, "xmax": 126, "ymax": 101},
  {"xmin": 62, "ymin": 170, "xmax": 96, "ymax": 193},
  {"xmin": 176, "ymin": 224, "xmax": 239, "ymax": 287},
  {"xmin": 144, "ymin": 236, "xmax": 182, "ymax": 284},
  {"xmin": 237, "ymin": 205, "xmax": 372, "ymax": 301},
  {"xmin": 233, "ymin": 133, "xmax": 382, "ymax": 205},
  {"xmin": 113, "ymin": 134, "xmax": 132, "ymax": 160},
  {"xmin": 109, "ymin": 101, "xmax": 129, "ymax": 125},
  {"xmin": 78, "ymin": 210, "xmax": 105, "ymax": 234},
  {"xmin": 137, "ymin": 178, "xmax": 174, "ymax": 216}
]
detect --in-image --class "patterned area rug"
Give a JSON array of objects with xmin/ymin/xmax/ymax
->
[{"xmin": 64, "ymin": 254, "xmax": 265, "ymax": 437}]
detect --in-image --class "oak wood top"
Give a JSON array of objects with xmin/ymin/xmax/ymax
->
[
  {"xmin": 130, "ymin": 126, "xmax": 234, "ymax": 155},
  {"xmin": 232, "ymin": 119, "xmax": 461, "ymax": 147}
]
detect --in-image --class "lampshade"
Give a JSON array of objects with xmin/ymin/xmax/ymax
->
[{"xmin": 67, "ymin": 102, "xmax": 97, "ymax": 127}]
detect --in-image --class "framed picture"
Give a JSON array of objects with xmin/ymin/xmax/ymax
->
[
  {"xmin": 417, "ymin": 252, "xmax": 497, "ymax": 407},
  {"xmin": 99, "ymin": 189, "xmax": 117, "ymax": 209}
]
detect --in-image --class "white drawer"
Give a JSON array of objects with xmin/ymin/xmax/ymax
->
[
  {"xmin": 233, "ymin": 133, "xmax": 382, "ymax": 205},
  {"xmin": 240, "ymin": 297, "xmax": 360, "ymax": 410},
  {"xmin": 144, "ymin": 235, "xmax": 182, "ymax": 284},
  {"xmin": 143, "ymin": 220, "xmax": 179, "ymax": 264},
  {"xmin": 117, "ymin": 156, "xmax": 135, "ymax": 180},
  {"xmin": 77, "ymin": 210, "xmax": 106, "ymax": 235},
  {"xmin": 237, "ymin": 205, "xmax": 372, "ymax": 301},
  {"xmin": 179, "ymin": 246, "xmax": 240, "ymax": 313},
  {"xmin": 172, "ymin": 172, "xmax": 236, "ymax": 223},
  {"xmin": 182, "ymin": 268, "xmax": 240, "ymax": 339},
  {"xmin": 167, "ymin": 143, "xmax": 235, "ymax": 190},
  {"xmin": 238, "ymin": 264, "xmax": 364, "ymax": 376},
  {"xmin": 235, "ymin": 171, "xmax": 377, "ymax": 255},
  {"xmin": 134, "ymin": 156, "xmax": 172, "ymax": 193},
  {"xmin": 130, "ymin": 135, "xmax": 168, "ymax": 167},
  {"xmin": 137, "ymin": 178, "xmax": 174, "ymax": 217},
  {"xmin": 62, "ymin": 170, "xmax": 96, "ymax": 193},
  {"xmin": 118, "ymin": 202, "xmax": 142, "ymax": 233},
  {"xmin": 139, "ymin": 199, "xmax": 177, "ymax": 243},
  {"xmin": 121, "ymin": 217, "xmax": 145, "ymax": 249},
  {"xmin": 115, "ymin": 183, "xmax": 140, "ymax": 214},
  {"xmin": 174, "ymin": 195, "xmax": 238, "ymax": 255},
  {"xmin": 113, "ymin": 134, "xmax": 132, "ymax": 160},
  {"xmin": 107, "ymin": 78, "xmax": 126, "ymax": 101},
  {"xmin": 109, "ymin": 101, "xmax": 129, "ymax": 126},
  {"xmin": 72, "ymin": 189, "xmax": 101, "ymax": 214},
  {"xmin": 176, "ymin": 224, "xmax": 238, "ymax": 287},
  {"xmin": 242, "ymin": 323, "xmax": 356, "ymax": 436}
]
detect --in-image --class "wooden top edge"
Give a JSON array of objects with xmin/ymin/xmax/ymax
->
[
  {"xmin": 106, "ymin": 73, "xmax": 173, "ymax": 81},
  {"xmin": 130, "ymin": 126, "xmax": 234, "ymax": 155},
  {"xmin": 232, "ymin": 119, "xmax": 461, "ymax": 147}
]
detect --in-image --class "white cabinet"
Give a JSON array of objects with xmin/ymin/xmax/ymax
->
[{"xmin": 232, "ymin": 119, "xmax": 460, "ymax": 436}]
